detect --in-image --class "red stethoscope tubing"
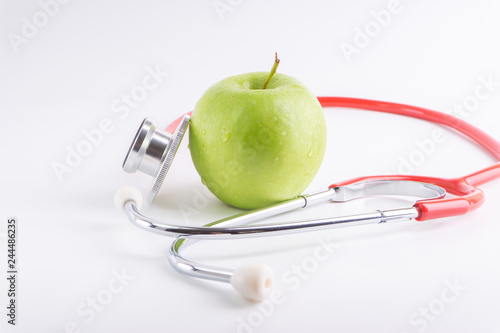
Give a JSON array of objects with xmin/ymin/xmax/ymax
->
[{"xmin": 165, "ymin": 97, "xmax": 500, "ymax": 222}]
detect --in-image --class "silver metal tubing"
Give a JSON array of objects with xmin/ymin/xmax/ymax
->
[
  {"xmin": 166, "ymin": 206, "xmax": 418, "ymax": 283},
  {"xmin": 167, "ymin": 188, "xmax": 334, "ymax": 283},
  {"xmin": 169, "ymin": 180, "xmax": 443, "ymax": 249},
  {"xmin": 125, "ymin": 200, "xmax": 419, "ymax": 240},
  {"xmin": 125, "ymin": 180, "xmax": 442, "ymax": 284},
  {"xmin": 165, "ymin": 193, "xmax": 327, "ymax": 283},
  {"xmin": 330, "ymin": 180, "xmax": 446, "ymax": 202},
  {"xmin": 125, "ymin": 181, "xmax": 443, "ymax": 240},
  {"xmin": 170, "ymin": 189, "xmax": 336, "ymax": 255},
  {"xmin": 125, "ymin": 192, "xmax": 313, "ymax": 239},
  {"xmin": 168, "ymin": 245, "xmax": 233, "ymax": 283}
]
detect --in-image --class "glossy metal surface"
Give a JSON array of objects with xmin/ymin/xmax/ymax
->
[
  {"xmin": 123, "ymin": 118, "xmax": 171, "ymax": 176},
  {"xmin": 168, "ymin": 246, "xmax": 233, "ymax": 283},
  {"xmin": 126, "ymin": 200, "xmax": 419, "ymax": 240},
  {"xmin": 122, "ymin": 116, "xmax": 191, "ymax": 201},
  {"xmin": 125, "ymin": 180, "xmax": 443, "ymax": 283},
  {"xmin": 125, "ymin": 180, "xmax": 443, "ymax": 239},
  {"xmin": 165, "ymin": 208, "xmax": 419, "ymax": 283},
  {"xmin": 330, "ymin": 180, "xmax": 446, "ymax": 202},
  {"xmin": 149, "ymin": 115, "xmax": 190, "ymax": 201}
]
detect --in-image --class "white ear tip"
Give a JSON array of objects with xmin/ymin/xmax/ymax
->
[
  {"xmin": 114, "ymin": 186, "xmax": 143, "ymax": 212},
  {"xmin": 230, "ymin": 263, "xmax": 274, "ymax": 302}
]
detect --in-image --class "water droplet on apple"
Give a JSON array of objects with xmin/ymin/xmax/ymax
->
[
  {"xmin": 281, "ymin": 131, "xmax": 286, "ymax": 136},
  {"xmin": 308, "ymin": 150, "xmax": 313, "ymax": 157},
  {"xmin": 222, "ymin": 131, "xmax": 231, "ymax": 143},
  {"xmin": 202, "ymin": 129, "xmax": 206, "ymax": 135}
]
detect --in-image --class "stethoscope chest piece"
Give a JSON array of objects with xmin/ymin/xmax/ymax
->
[{"xmin": 122, "ymin": 115, "xmax": 191, "ymax": 201}]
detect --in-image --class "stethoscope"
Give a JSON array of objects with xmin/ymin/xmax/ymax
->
[{"xmin": 115, "ymin": 96, "xmax": 500, "ymax": 301}]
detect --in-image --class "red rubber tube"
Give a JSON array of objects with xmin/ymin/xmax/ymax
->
[
  {"xmin": 317, "ymin": 97, "xmax": 500, "ymax": 161},
  {"xmin": 166, "ymin": 97, "xmax": 500, "ymax": 221},
  {"xmin": 318, "ymin": 97, "xmax": 500, "ymax": 221}
]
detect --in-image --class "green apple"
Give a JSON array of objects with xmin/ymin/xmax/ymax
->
[{"xmin": 189, "ymin": 57, "xmax": 327, "ymax": 209}]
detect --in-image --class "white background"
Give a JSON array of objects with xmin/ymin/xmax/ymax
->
[{"xmin": 1, "ymin": 0, "xmax": 500, "ymax": 332}]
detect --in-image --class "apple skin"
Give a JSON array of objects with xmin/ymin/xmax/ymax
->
[{"xmin": 189, "ymin": 72, "xmax": 327, "ymax": 209}]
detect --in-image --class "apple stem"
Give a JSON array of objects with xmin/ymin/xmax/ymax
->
[{"xmin": 262, "ymin": 52, "xmax": 280, "ymax": 89}]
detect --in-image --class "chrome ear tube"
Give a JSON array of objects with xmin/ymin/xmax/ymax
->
[{"xmin": 114, "ymin": 179, "xmax": 446, "ymax": 301}]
